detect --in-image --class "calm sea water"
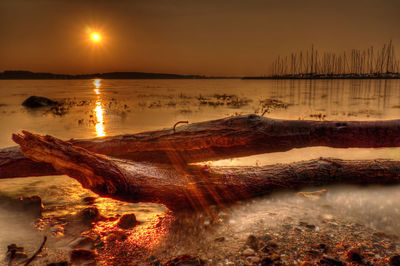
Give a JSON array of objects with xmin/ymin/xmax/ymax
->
[{"xmin": 1, "ymin": 79, "xmax": 400, "ymax": 263}]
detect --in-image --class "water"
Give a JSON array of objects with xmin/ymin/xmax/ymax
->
[{"xmin": 0, "ymin": 79, "xmax": 400, "ymax": 264}]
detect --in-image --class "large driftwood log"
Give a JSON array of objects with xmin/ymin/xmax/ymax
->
[
  {"xmin": 2, "ymin": 115, "xmax": 400, "ymax": 178},
  {"xmin": 12, "ymin": 131, "xmax": 400, "ymax": 210}
]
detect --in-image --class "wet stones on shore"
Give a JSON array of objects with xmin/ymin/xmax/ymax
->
[
  {"xmin": 246, "ymin": 235, "xmax": 259, "ymax": 250},
  {"xmin": 19, "ymin": 195, "xmax": 44, "ymax": 217},
  {"xmin": 70, "ymin": 249, "xmax": 96, "ymax": 263},
  {"xmin": 165, "ymin": 254, "xmax": 205, "ymax": 266},
  {"xmin": 117, "ymin": 213, "xmax": 137, "ymax": 229},
  {"xmin": 82, "ymin": 197, "xmax": 97, "ymax": 205},
  {"xmin": 47, "ymin": 261, "xmax": 68, "ymax": 266},
  {"xmin": 6, "ymin": 243, "xmax": 28, "ymax": 260},
  {"xmin": 80, "ymin": 206, "xmax": 100, "ymax": 222},
  {"xmin": 225, "ymin": 213, "xmax": 400, "ymax": 265},
  {"xmin": 0, "ymin": 194, "xmax": 44, "ymax": 217}
]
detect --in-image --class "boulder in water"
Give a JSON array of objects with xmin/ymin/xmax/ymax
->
[{"xmin": 22, "ymin": 96, "xmax": 58, "ymax": 108}]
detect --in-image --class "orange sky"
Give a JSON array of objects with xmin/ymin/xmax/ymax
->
[{"xmin": 0, "ymin": 0, "xmax": 399, "ymax": 76}]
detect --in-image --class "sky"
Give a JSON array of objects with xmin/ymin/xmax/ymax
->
[{"xmin": 0, "ymin": 0, "xmax": 399, "ymax": 76}]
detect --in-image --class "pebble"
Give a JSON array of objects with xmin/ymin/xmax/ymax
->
[
  {"xmin": 242, "ymin": 248, "xmax": 255, "ymax": 256},
  {"xmin": 248, "ymin": 256, "xmax": 260, "ymax": 263},
  {"xmin": 117, "ymin": 213, "xmax": 137, "ymax": 229},
  {"xmin": 259, "ymin": 257, "xmax": 274, "ymax": 265},
  {"xmin": 261, "ymin": 240, "xmax": 279, "ymax": 253},
  {"xmin": 19, "ymin": 195, "xmax": 44, "ymax": 216},
  {"xmin": 47, "ymin": 262, "xmax": 68, "ymax": 266},
  {"xmin": 6, "ymin": 243, "xmax": 27, "ymax": 259},
  {"xmin": 214, "ymin": 236, "xmax": 225, "ymax": 242},
  {"xmin": 246, "ymin": 235, "xmax": 259, "ymax": 250},
  {"xmin": 80, "ymin": 206, "xmax": 100, "ymax": 221},
  {"xmin": 260, "ymin": 234, "xmax": 272, "ymax": 242},
  {"xmin": 319, "ymin": 255, "xmax": 345, "ymax": 266},
  {"xmin": 389, "ymin": 255, "xmax": 400, "ymax": 266},
  {"xmin": 70, "ymin": 249, "xmax": 96, "ymax": 262},
  {"xmin": 165, "ymin": 254, "xmax": 204, "ymax": 265},
  {"xmin": 345, "ymin": 247, "xmax": 363, "ymax": 263},
  {"xmin": 82, "ymin": 196, "xmax": 97, "ymax": 205},
  {"xmin": 106, "ymin": 231, "xmax": 127, "ymax": 242}
]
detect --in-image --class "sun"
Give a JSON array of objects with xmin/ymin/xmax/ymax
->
[{"xmin": 91, "ymin": 32, "xmax": 101, "ymax": 43}]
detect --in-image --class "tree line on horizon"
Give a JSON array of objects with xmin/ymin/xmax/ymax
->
[{"xmin": 271, "ymin": 40, "xmax": 399, "ymax": 77}]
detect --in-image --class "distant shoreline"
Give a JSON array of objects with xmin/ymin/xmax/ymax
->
[
  {"xmin": 0, "ymin": 70, "xmax": 210, "ymax": 80},
  {"xmin": 1, "ymin": 70, "xmax": 400, "ymax": 80}
]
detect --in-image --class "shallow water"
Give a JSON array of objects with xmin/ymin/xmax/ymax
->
[{"xmin": 0, "ymin": 79, "xmax": 400, "ymax": 264}]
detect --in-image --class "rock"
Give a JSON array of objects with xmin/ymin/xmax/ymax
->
[
  {"xmin": 247, "ymin": 256, "xmax": 260, "ymax": 263},
  {"xmin": 259, "ymin": 257, "xmax": 274, "ymax": 265},
  {"xmin": 261, "ymin": 240, "xmax": 279, "ymax": 253},
  {"xmin": 70, "ymin": 249, "xmax": 96, "ymax": 262},
  {"xmin": 19, "ymin": 195, "xmax": 44, "ymax": 216},
  {"xmin": 82, "ymin": 196, "xmax": 96, "ymax": 205},
  {"xmin": 22, "ymin": 96, "xmax": 58, "ymax": 108},
  {"xmin": 7, "ymin": 243, "xmax": 27, "ymax": 259},
  {"xmin": 242, "ymin": 248, "xmax": 255, "ymax": 256},
  {"xmin": 47, "ymin": 262, "xmax": 68, "ymax": 266},
  {"xmin": 260, "ymin": 234, "xmax": 272, "ymax": 242},
  {"xmin": 299, "ymin": 221, "xmax": 317, "ymax": 230},
  {"xmin": 301, "ymin": 261, "xmax": 314, "ymax": 266},
  {"xmin": 246, "ymin": 234, "xmax": 259, "ymax": 250},
  {"xmin": 7, "ymin": 243, "xmax": 24, "ymax": 253},
  {"xmin": 164, "ymin": 254, "xmax": 204, "ymax": 265},
  {"xmin": 69, "ymin": 236, "xmax": 95, "ymax": 249},
  {"xmin": 214, "ymin": 236, "xmax": 225, "ymax": 242},
  {"xmin": 345, "ymin": 247, "xmax": 363, "ymax": 263},
  {"xmin": 117, "ymin": 213, "xmax": 137, "ymax": 229},
  {"xmin": 305, "ymin": 249, "xmax": 320, "ymax": 256},
  {"xmin": 106, "ymin": 231, "xmax": 127, "ymax": 242},
  {"xmin": 305, "ymin": 224, "xmax": 317, "ymax": 230},
  {"xmin": 389, "ymin": 255, "xmax": 400, "ymax": 266},
  {"xmin": 319, "ymin": 255, "xmax": 345, "ymax": 266},
  {"xmin": 80, "ymin": 206, "xmax": 100, "ymax": 222},
  {"xmin": 317, "ymin": 243, "xmax": 327, "ymax": 251}
]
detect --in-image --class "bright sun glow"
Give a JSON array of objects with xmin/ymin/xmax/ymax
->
[{"xmin": 91, "ymin": 32, "xmax": 101, "ymax": 42}]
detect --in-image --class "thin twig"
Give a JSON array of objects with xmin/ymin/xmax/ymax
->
[
  {"xmin": 173, "ymin": 121, "xmax": 189, "ymax": 132},
  {"xmin": 24, "ymin": 236, "xmax": 47, "ymax": 266},
  {"xmin": 261, "ymin": 109, "xmax": 269, "ymax": 117}
]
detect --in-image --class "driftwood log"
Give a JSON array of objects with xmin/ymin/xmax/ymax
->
[
  {"xmin": 2, "ymin": 114, "xmax": 400, "ymax": 178},
  {"xmin": 11, "ymin": 131, "xmax": 400, "ymax": 210}
]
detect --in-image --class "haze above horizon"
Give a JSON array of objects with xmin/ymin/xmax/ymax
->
[{"xmin": 0, "ymin": 0, "xmax": 399, "ymax": 76}]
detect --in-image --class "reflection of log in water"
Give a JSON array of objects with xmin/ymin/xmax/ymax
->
[
  {"xmin": 11, "ymin": 131, "xmax": 400, "ymax": 211},
  {"xmin": 2, "ymin": 115, "xmax": 400, "ymax": 178}
]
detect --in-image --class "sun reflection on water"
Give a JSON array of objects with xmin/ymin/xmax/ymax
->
[{"xmin": 93, "ymin": 79, "xmax": 106, "ymax": 137}]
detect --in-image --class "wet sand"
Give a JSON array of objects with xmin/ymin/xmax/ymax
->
[{"xmin": 2, "ymin": 184, "xmax": 400, "ymax": 265}]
